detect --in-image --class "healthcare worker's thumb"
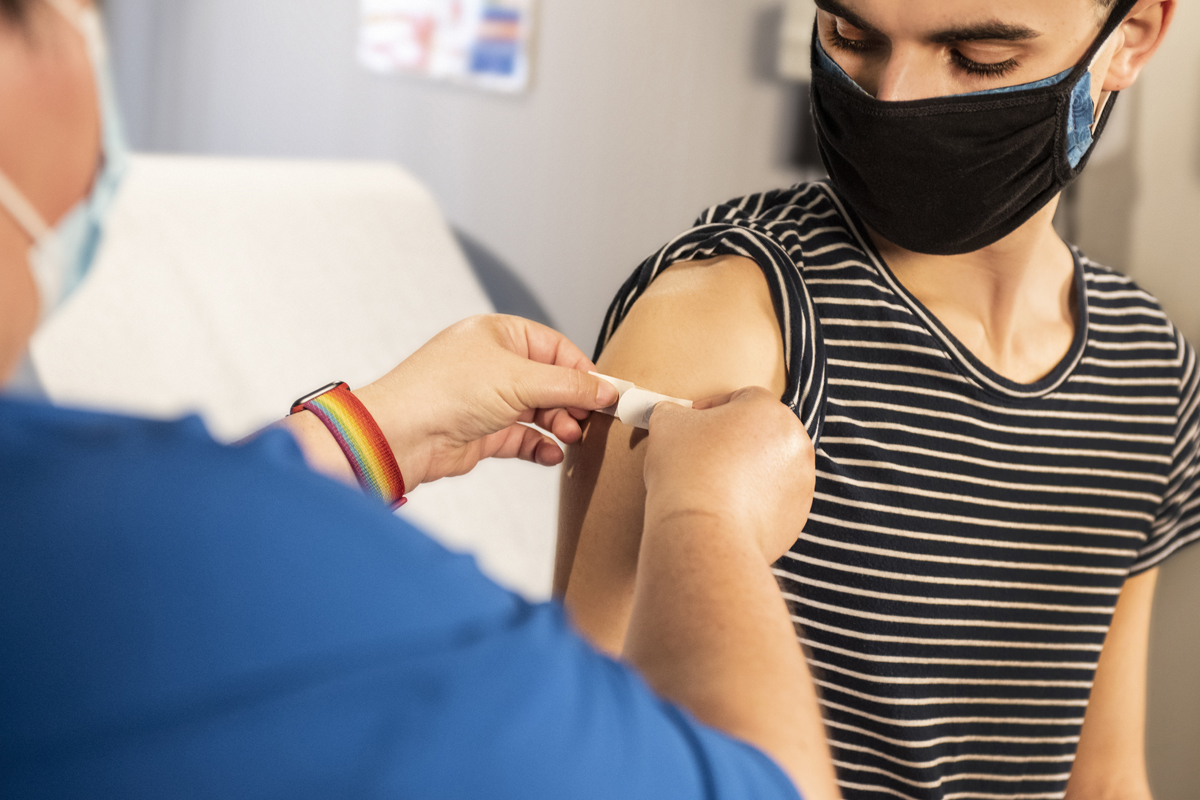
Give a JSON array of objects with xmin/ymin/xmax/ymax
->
[{"xmin": 520, "ymin": 362, "xmax": 619, "ymax": 413}]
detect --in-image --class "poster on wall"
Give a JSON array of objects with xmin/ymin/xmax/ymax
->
[{"xmin": 359, "ymin": 0, "xmax": 538, "ymax": 94}]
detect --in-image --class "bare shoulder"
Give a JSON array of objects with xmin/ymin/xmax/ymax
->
[
  {"xmin": 554, "ymin": 256, "xmax": 788, "ymax": 623},
  {"xmin": 598, "ymin": 255, "xmax": 787, "ymax": 401}
]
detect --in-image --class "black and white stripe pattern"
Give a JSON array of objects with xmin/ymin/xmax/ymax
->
[{"xmin": 597, "ymin": 182, "xmax": 1200, "ymax": 800}]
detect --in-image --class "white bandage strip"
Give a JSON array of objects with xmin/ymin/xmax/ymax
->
[{"xmin": 591, "ymin": 372, "xmax": 693, "ymax": 430}]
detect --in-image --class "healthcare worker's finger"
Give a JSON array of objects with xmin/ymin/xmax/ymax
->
[
  {"xmin": 499, "ymin": 315, "xmax": 597, "ymax": 372},
  {"xmin": 480, "ymin": 423, "xmax": 564, "ymax": 467},
  {"xmin": 644, "ymin": 398, "xmax": 690, "ymax": 427},
  {"xmin": 640, "ymin": 390, "xmax": 746, "ymax": 433},
  {"xmin": 690, "ymin": 391, "xmax": 741, "ymax": 411},
  {"xmin": 642, "ymin": 385, "xmax": 815, "ymax": 563},
  {"xmin": 349, "ymin": 315, "xmax": 609, "ymax": 490},
  {"xmin": 495, "ymin": 316, "xmax": 603, "ymax": 423},
  {"xmin": 533, "ymin": 406, "xmax": 586, "ymax": 444},
  {"xmin": 515, "ymin": 360, "xmax": 619, "ymax": 416},
  {"xmin": 501, "ymin": 407, "xmax": 581, "ymax": 452}
]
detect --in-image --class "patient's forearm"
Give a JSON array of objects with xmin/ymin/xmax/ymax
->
[{"xmin": 624, "ymin": 508, "xmax": 840, "ymax": 800}]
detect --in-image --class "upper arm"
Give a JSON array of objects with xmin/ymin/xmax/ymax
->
[
  {"xmin": 1065, "ymin": 568, "xmax": 1159, "ymax": 800},
  {"xmin": 555, "ymin": 256, "xmax": 787, "ymax": 654}
]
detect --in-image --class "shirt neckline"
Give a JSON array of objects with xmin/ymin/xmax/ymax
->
[{"xmin": 818, "ymin": 183, "xmax": 1090, "ymax": 401}]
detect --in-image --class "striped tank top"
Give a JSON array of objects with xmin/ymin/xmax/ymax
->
[{"xmin": 597, "ymin": 182, "xmax": 1200, "ymax": 800}]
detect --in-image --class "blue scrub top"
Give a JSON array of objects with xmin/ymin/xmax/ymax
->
[{"xmin": 0, "ymin": 397, "xmax": 800, "ymax": 800}]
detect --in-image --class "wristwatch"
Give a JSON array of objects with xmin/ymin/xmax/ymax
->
[{"xmin": 290, "ymin": 382, "xmax": 407, "ymax": 509}]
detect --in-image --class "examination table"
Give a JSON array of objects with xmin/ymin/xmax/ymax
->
[{"xmin": 30, "ymin": 155, "xmax": 559, "ymax": 600}]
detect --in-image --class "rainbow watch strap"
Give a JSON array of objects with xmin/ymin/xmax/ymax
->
[{"xmin": 291, "ymin": 382, "xmax": 407, "ymax": 509}]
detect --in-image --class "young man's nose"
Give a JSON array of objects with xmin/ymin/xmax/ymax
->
[{"xmin": 870, "ymin": 46, "xmax": 955, "ymax": 101}]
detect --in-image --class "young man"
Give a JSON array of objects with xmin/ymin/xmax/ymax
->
[{"xmin": 557, "ymin": 1, "xmax": 1193, "ymax": 799}]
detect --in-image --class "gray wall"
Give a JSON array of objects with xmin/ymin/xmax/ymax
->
[
  {"xmin": 1069, "ymin": 0, "xmax": 1200, "ymax": 351},
  {"xmin": 104, "ymin": 0, "xmax": 810, "ymax": 351},
  {"xmin": 1070, "ymin": 15, "xmax": 1200, "ymax": 793},
  {"xmin": 102, "ymin": 1, "xmax": 1198, "ymax": 795},
  {"xmin": 1147, "ymin": 545, "xmax": 1200, "ymax": 799}
]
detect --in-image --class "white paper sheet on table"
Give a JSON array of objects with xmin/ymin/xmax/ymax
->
[{"xmin": 359, "ymin": 0, "xmax": 537, "ymax": 93}]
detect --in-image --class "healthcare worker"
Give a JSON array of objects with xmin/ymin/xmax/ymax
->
[{"xmin": 0, "ymin": 1, "xmax": 845, "ymax": 799}]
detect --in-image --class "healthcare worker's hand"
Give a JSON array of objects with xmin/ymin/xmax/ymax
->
[
  {"xmin": 353, "ymin": 315, "xmax": 619, "ymax": 489},
  {"xmin": 641, "ymin": 387, "xmax": 816, "ymax": 563}
]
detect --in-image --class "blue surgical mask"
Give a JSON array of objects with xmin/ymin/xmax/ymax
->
[{"xmin": 0, "ymin": 0, "xmax": 129, "ymax": 322}]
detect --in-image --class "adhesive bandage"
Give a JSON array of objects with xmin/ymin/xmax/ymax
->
[{"xmin": 590, "ymin": 373, "xmax": 693, "ymax": 430}]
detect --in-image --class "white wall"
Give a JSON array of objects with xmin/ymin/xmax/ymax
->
[{"xmin": 104, "ymin": 0, "xmax": 808, "ymax": 351}]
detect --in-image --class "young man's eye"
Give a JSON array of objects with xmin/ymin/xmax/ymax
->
[
  {"xmin": 950, "ymin": 49, "xmax": 1020, "ymax": 78},
  {"xmin": 827, "ymin": 21, "xmax": 882, "ymax": 54}
]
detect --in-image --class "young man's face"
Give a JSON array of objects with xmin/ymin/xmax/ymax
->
[{"xmin": 814, "ymin": 0, "xmax": 1113, "ymax": 100}]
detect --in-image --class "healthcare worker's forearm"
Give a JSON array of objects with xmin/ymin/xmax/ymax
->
[
  {"xmin": 274, "ymin": 412, "xmax": 355, "ymax": 483},
  {"xmin": 258, "ymin": 316, "xmax": 617, "ymax": 497},
  {"xmin": 624, "ymin": 508, "xmax": 842, "ymax": 800}
]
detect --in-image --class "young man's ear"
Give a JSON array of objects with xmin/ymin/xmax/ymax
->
[{"xmin": 1103, "ymin": 0, "xmax": 1176, "ymax": 92}]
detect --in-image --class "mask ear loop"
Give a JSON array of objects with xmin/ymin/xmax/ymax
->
[
  {"xmin": 1091, "ymin": 92, "xmax": 1114, "ymax": 133},
  {"xmin": 0, "ymin": 2, "xmax": 94, "ymax": 253},
  {"xmin": 1080, "ymin": 0, "xmax": 1137, "ymax": 129},
  {"xmin": 0, "ymin": 171, "xmax": 52, "ymax": 244},
  {"xmin": 1084, "ymin": 27, "xmax": 1124, "ymax": 133},
  {"xmin": 1062, "ymin": 3, "xmax": 1132, "ymax": 172}
]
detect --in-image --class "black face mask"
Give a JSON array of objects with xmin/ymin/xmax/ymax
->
[{"xmin": 809, "ymin": 0, "xmax": 1137, "ymax": 256}]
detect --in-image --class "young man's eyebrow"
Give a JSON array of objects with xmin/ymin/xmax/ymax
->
[
  {"xmin": 813, "ymin": 0, "xmax": 1041, "ymax": 44},
  {"xmin": 812, "ymin": 0, "xmax": 881, "ymax": 34},
  {"xmin": 929, "ymin": 22, "xmax": 1042, "ymax": 43}
]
